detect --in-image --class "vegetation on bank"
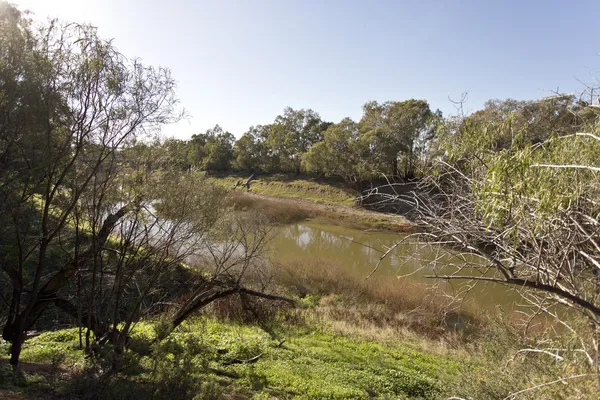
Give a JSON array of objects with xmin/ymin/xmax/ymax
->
[
  {"xmin": 0, "ymin": 318, "xmax": 462, "ymax": 400},
  {"xmin": 2, "ymin": 258, "xmax": 597, "ymax": 399},
  {"xmin": 1, "ymin": 258, "xmax": 471, "ymax": 400},
  {"xmin": 208, "ymin": 174, "xmax": 358, "ymax": 206}
]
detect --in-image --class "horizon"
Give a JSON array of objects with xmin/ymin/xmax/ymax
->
[{"xmin": 13, "ymin": 0, "xmax": 600, "ymax": 139}]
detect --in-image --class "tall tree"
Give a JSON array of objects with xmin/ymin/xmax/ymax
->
[
  {"xmin": 201, "ymin": 125, "xmax": 235, "ymax": 171},
  {"xmin": 359, "ymin": 100, "xmax": 435, "ymax": 178},
  {"xmin": 304, "ymin": 118, "xmax": 372, "ymax": 187},
  {"xmin": 234, "ymin": 124, "xmax": 276, "ymax": 172},
  {"xmin": 461, "ymin": 96, "xmax": 582, "ymax": 152},
  {"xmin": 187, "ymin": 132, "xmax": 208, "ymax": 169},
  {"xmin": 0, "ymin": 7, "xmax": 181, "ymax": 368},
  {"xmin": 268, "ymin": 107, "xmax": 330, "ymax": 174},
  {"xmin": 372, "ymin": 94, "xmax": 600, "ymax": 376}
]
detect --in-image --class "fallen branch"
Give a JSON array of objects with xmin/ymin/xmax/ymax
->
[{"xmin": 223, "ymin": 353, "xmax": 263, "ymax": 366}]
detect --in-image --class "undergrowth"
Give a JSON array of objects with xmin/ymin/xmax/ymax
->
[{"xmin": 0, "ymin": 318, "xmax": 463, "ymax": 399}]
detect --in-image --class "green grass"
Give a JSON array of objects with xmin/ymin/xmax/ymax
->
[
  {"xmin": 208, "ymin": 174, "xmax": 359, "ymax": 206},
  {"xmin": 190, "ymin": 319, "xmax": 458, "ymax": 399},
  {"xmin": 1, "ymin": 318, "xmax": 462, "ymax": 399}
]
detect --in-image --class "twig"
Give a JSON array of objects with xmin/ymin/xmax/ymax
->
[
  {"xmin": 530, "ymin": 164, "xmax": 600, "ymax": 173},
  {"xmin": 503, "ymin": 374, "xmax": 593, "ymax": 399}
]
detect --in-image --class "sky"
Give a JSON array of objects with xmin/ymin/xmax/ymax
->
[{"xmin": 12, "ymin": 0, "xmax": 600, "ymax": 139}]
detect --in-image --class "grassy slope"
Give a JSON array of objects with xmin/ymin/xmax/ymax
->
[
  {"xmin": 208, "ymin": 174, "xmax": 359, "ymax": 206},
  {"xmin": 209, "ymin": 174, "xmax": 412, "ymax": 232},
  {"xmin": 0, "ymin": 318, "xmax": 463, "ymax": 400}
]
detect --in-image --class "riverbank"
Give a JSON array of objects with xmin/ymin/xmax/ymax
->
[
  {"xmin": 2, "ymin": 257, "xmax": 594, "ymax": 399},
  {"xmin": 209, "ymin": 174, "xmax": 414, "ymax": 232},
  {"xmin": 2, "ymin": 174, "xmax": 597, "ymax": 399}
]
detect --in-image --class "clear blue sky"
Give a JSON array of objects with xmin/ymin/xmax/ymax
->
[{"xmin": 15, "ymin": 0, "xmax": 600, "ymax": 139}]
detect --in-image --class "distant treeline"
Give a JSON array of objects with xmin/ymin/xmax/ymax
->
[{"xmin": 131, "ymin": 94, "xmax": 591, "ymax": 187}]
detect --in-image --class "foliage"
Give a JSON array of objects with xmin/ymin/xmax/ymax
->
[
  {"xmin": 359, "ymin": 100, "xmax": 439, "ymax": 178},
  {"xmin": 304, "ymin": 117, "xmax": 375, "ymax": 186},
  {"xmin": 187, "ymin": 125, "xmax": 235, "ymax": 171},
  {"xmin": 117, "ymin": 100, "xmax": 442, "ymax": 181},
  {"xmin": 266, "ymin": 107, "xmax": 331, "ymax": 174}
]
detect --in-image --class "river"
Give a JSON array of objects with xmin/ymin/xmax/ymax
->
[{"xmin": 271, "ymin": 222, "xmax": 523, "ymax": 313}]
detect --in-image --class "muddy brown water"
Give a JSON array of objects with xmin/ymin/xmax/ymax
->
[{"xmin": 271, "ymin": 222, "xmax": 524, "ymax": 313}]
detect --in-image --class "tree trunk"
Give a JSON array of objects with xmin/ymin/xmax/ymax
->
[
  {"xmin": 9, "ymin": 330, "xmax": 24, "ymax": 370},
  {"xmin": 1, "ymin": 204, "xmax": 131, "ymax": 367}
]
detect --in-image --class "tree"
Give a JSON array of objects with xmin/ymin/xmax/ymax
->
[
  {"xmin": 359, "ymin": 100, "xmax": 436, "ymax": 178},
  {"xmin": 63, "ymin": 170, "xmax": 231, "ymax": 356},
  {"xmin": 267, "ymin": 107, "xmax": 330, "ymax": 174},
  {"xmin": 201, "ymin": 125, "xmax": 235, "ymax": 171},
  {"xmin": 0, "ymin": 7, "xmax": 181, "ymax": 368},
  {"xmin": 461, "ymin": 96, "xmax": 583, "ymax": 152},
  {"xmin": 369, "ymin": 92, "xmax": 600, "ymax": 380},
  {"xmin": 233, "ymin": 125, "xmax": 275, "ymax": 172},
  {"xmin": 162, "ymin": 137, "xmax": 191, "ymax": 171},
  {"xmin": 304, "ymin": 118, "xmax": 372, "ymax": 187},
  {"xmin": 187, "ymin": 132, "xmax": 208, "ymax": 169}
]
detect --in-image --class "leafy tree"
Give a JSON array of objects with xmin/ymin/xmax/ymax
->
[
  {"xmin": 187, "ymin": 132, "xmax": 208, "ymax": 169},
  {"xmin": 267, "ymin": 107, "xmax": 331, "ymax": 174},
  {"xmin": 233, "ymin": 125, "xmax": 276, "ymax": 172},
  {"xmin": 0, "ymin": 5, "xmax": 181, "ymax": 368},
  {"xmin": 162, "ymin": 138, "xmax": 191, "ymax": 171},
  {"xmin": 374, "ymin": 93, "xmax": 600, "ymax": 378},
  {"xmin": 458, "ymin": 96, "xmax": 583, "ymax": 152},
  {"xmin": 359, "ymin": 100, "xmax": 436, "ymax": 178},
  {"xmin": 201, "ymin": 125, "xmax": 235, "ymax": 171},
  {"xmin": 304, "ymin": 118, "xmax": 372, "ymax": 186},
  {"xmin": 186, "ymin": 126, "xmax": 234, "ymax": 172}
]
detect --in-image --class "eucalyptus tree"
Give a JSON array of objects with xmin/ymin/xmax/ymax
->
[
  {"xmin": 187, "ymin": 125, "xmax": 234, "ymax": 172},
  {"xmin": 187, "ymin": 132, "xmax": 208, "ymax": 169},
  {"xmin": 267, "ymin": 107, "xmax": 331, "ymax": 174},
  {"xmin": 304, "ymin": 118, "xmax": 373, "ymax": 187},
  {"xmin": 234, "ymin": 124, "xmax": 276, "ymax": 172},
  {"xmin": 359, "ymin": 100, "xmax": 436, "ymax": 178},
  {"xmin": 201, "ymin": 125, "xmax": 235, "ymax": 171},
  {"xmin": 463, "ymin": 95, "xmax": 583, "ymax": 151}
]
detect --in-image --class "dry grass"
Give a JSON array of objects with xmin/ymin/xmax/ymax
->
[
  {"xmin": 229, "ymin": 191, "xmax": 412, "ymax": 232},
  {"xmin": 274, "ymin": 257, "xmax": 484, "ymax": 340},
  {"xmin": 229, "ymin": 191, "xmax": 313, "ymax": 224},
  {"xmin": 205, "ymin": 292, "xmax": 290, "ymax": 326}
]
